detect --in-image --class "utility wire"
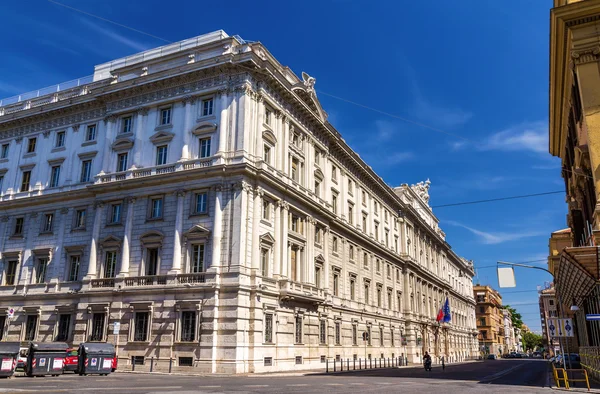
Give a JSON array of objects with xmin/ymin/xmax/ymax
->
[
  {"xmin": 432, "ymin": 191, "xmax": 564, "ymax": 208},
  {"xmin": 47, "ymin": 0, "xmax": 172, "ymax": 44},
  {"xmin": 474, "ymin": 259, "xmax": 548, "ymax": 270}
]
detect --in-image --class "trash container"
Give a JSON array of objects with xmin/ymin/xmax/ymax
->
[
  {"xmin": 78, "ymin": 343, "xmax": 115, "ymax": 376},
  {"xmin": 0, "ymin": 342, "xmax": 20, "ymax": 378},
  {"xmin": 26, "ymin": 342, "xmax": 69, "ymax": 377}
]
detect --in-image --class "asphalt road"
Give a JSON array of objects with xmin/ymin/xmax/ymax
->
[{"xmin": 0, "ymin": 359, "xmax": 563, "ymax": 394}]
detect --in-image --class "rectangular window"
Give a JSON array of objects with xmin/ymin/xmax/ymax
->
[
  {"xmin": 25, "ymin": 315, "xmax": 38, "ymax": 341},
  {"xmin": 55, "ymin": 131, "xmax": 65, "ymax": 148},
  {"xmin": 314, "ymin": 149, "xmax": 320, "ymax": 165},
  {"xmin": 362, "ymin": 214, "xmax": 367, "ymax": 232},
  {"xmin": 195, "ymin": 192, "xmax": 208, "ymax": 214},
  {"xmin": 394, "ymin": 236, "xmax": 399, "ymax": 253},
  {"xmin": 263, "ymin": 144, "xmax": 271, "ymax": 164},
  {"xmin": 68, "ymin": 255, "xmax": 81, "ymax": 282},
  {"xmin": 387, "ymin": 290, "xmax": 392, "ymax": 309},
  {"xmin": 42, "ymin": 213, "xmax": 54, "ymax": 233},
  {"xmin": 377, "ymin": 286, "xmax": 382, "ymax": 307},
  {"xmin": 331, "ymin": 165, "xmax": 337, "ymax": 182},
  {"xmin": 50, "ymin": 165, "xmax": 61, "ymax": 188},
  {"xmin": 146, "ymin": 248, "xmax": 159, "ymax": 276},
  {"xmin": 160, "ymin": 107, "xmax": 171, "ymax": 125},
  {"xmin": 121, "ymin": 116, "xmax": 132, "ymax": 134},
  {"xmin": 335, "ymin": 322, "xmax": 341, "ymax": 345},
  {"xmin": 134, "ymin": 312, "xmax": 149, "ymax": 342},
  {"xmin": 90, "ymin": 313, "xmax": 105, "ymax": 341},
  {"xmin": 110, "ymin": 203, "xmax": 122, "ymax": 224},
  {"xmin": 333, "ymin": 272, "xmax": 339, "ymax": 296},
  {"xmin": 291, "ymin": 158, "xmax": 299, "ymax": 182},
  {"xmin": 376, "ymin": 259, "xmax": 380, "ymax": 273},
  {"xmin": 104, "ymin": 251, "xmax": 117, "ymax": 278},
  {"xmin": 332, "ymin": 192, "xmax": 338, "ymax": 214},
  {"xmin": 202, "ymin": 98, "xmax": 214, "ymax": 117},
  {"xmin": 364, "ymin": 283, "xmax": 370, "ymax": 304},
  {"xmin": 181, "ymin": 311, "xmax": 196, "ymax": 342},
  {"xmin": 295, "ymin": 315, "xmax": 303, "ymax": 344},
  {"xmin": 14, "ymin": 217, "xmax": 24, "ymax": 236},
  {"xmin": 75, "ymin": 209, "xmax": 86, "ymax": 229},
  {"xmin": 150, "ymin": 197, "xmax": 163, "ymax": 219},
  {"xmin": 315, "ymin": 266, "xmax": 321, "ymax": 287},
  {"xmin": 56, "ymin": 314, "xmax": 71, "ymax": 341},
  {"xmin": 34, "ymin": 258, "xmax": 46, "ymax": 285},
  {"xmin": 0, "ymin": 316, "xmax": 4, "ymax": 340},
  {"xmin": 191, "ymin": 244, "xmax": 205, "ymax": 273},
  {"xmin": 262, "ymin": 199, "xmax": 270, "ymax": 220},
  {"xmin": 260, "ymin": 248, "xmax": 269, "ymax": 277},
  {"xmin": 1, "ymin": 143, "xmax": 9, "ymax": 159},
  {"xmin": 314, "ymin": 179, "xmax": 321, "ymax": 197},
  {"xmin": 264, "ymin": 314, "xmax": 273, "ymax": 343},
  {"xmin": 0, "ymin": 175, "xmax": 3, "ymax": 192},
  {"xmin": 352, "ymin": 325, "xmax": 358, "ymax": 346},
  {"xmin": 380, "ymin": 327, "xmax": 384, "ymax": 346},
  {"xmin": 86, "ymin": 124, "xmax": 97, "ymax": 141},
  {"xmin": 117, "ymin": 152, "xmax": 128, "ymax": 172},
  {"xmin": 364, "ymin": 253, "xmax": 369, "ymax": 268},
  {"xmin": 156, "ymin": 145, "xmax": 168, "ymax": 165},
  {"xmin": 5, "ymin": 260, "xmax": 18, "ymax": 285},
  {"xmin": 367, "ymin": 326, "xmax": 372, "ymax": 346},
  {"xmin": 362, "ymin": 190, "xmax": 366, "ymax": 204},
  {"xmin": 291, "ymin": 215, "xmax": 300, "ymax": 233},
  {"xmin": 387, "ymin": 264, "xmax": 391, "ymax": 278},
  {"xmin": 27, "ymin": 137, "xmax": 36, "ymax": 153},
  {"xmin": 20, "ymin": 170, "xmax": 31, "ymax": 192},
  {"xmin": 319, "ymin": 320, "xmax": 326, "ymax": 344},
  {"xmin": 80, "ymin": 160, "xmax": 92, "ymax": 183},
  {"xmin": 199, "ymin": 137, "xmax": 211, "ymax": 158},
  {"xmin": 374, "ymin": 223, "xmax": 379, "ymax": 241},
  {"xmin": 347, "ymin": 179, "xmax": 353, "ymax": 195},
  {"xmin": 350, "ymin": 277, "xmax": 356, "ymax": 300},
  {"xmin": 314, "ymin": 226, "xmax": 322, "ymax": 244},
  {"xmin": 333, "ymin": 236, "xmax": 338, "ymax": 253},
  {"xmin": 385, "ymin": 230, "xmax": 389, "ymax": 247},
  {"xmin": 349, "ymin": 245, "xmax": 354, "ymax": 260},
  {"xmin": 179, "ymin": 357, "xmax": 193, "ymax": 367},
  {"xmin": 480, "ymin": 318, "xmax": 486, "ymax": 326},
  {"xmin": 348, "ymin": 204, "xmax": 354, "ymax": 225},
  {"xmin": 264, "ymin": 107, "xmax": 272, "ymax": 126}
]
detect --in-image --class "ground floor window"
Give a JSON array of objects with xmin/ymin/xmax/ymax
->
[
  {"xmin": 265, "ymin": 314, "xmax": 274, "ymax": 344},
  {"xmin": 25, "ymin": 315, "xmax": 38, "ymax": 341},
  {"xmin": 295, "ymin": 315, "xmax": 303, "ymax": 344},
  {"xmin": 90, "ymin": 313, "xmax": 105, "ymax": 341},
  {"xmin": 180, "ymin": 311, "xmax": 196, "ymax": 342},
  {"xmin": 134, "ymin": 312, "xmax": 150, "ymax": 342},
  {"xmin": 56, "ymin": 314, "xmax": 71, "ymax": 341}
]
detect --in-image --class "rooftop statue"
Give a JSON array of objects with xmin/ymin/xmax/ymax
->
[{"xmin": 411, "ymin": 179, "xmax": 431, "ymax": 204}]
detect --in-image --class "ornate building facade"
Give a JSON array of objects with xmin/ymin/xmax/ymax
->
[{"xmin": 0, "ymin": 31, "xmax": 478, "ymax": 373}]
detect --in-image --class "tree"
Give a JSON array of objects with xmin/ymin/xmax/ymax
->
[
  {"xmin": 522, "ymin": 332, "xmax": 543, "ymax": 351},
  {"xmin": 502, "ymin": 305, "xmax": 524, "ymax": 329}
]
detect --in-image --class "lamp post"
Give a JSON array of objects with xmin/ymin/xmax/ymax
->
[{"xmin": 497, "ymin": 261, "xmax": 572, "ymax": 370}]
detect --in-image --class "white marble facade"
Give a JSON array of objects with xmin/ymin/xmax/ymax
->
[{"xmin": 0, "ymin": 31, "xmax": 478, "ymax": 373}]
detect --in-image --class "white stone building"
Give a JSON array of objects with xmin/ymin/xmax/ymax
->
[
  {"xmin": 0, "ymin": 31, "xmax": 479, "ymax": 373},
  {"xmin": 502, "ymin": 309, "xmax": 516, "ymax": 353}
]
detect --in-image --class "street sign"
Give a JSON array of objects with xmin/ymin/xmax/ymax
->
[
  {"xmin": 548, "ymin": 318, "xmax": 574, "ymax": 337},
  {"xmin": 497, "ymin": 267, "xmax": 516, "ymax": 288},
  {"xmin": 7, "ymin": 308, "xmax": 14, "ymax": 319},
  {"xmin": 113, "ymin": 322, "xmax": 120, "ymax": 335},
  {"xmin": 362, "ymin": 332, "xmax": 369, "ymax": 341},
  {"xmin": 586, "ymin": 314, "xmax": 600, "ymax": 321}
]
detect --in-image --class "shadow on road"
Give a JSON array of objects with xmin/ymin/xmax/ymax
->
[{"xmin": 311, "ymin": 359, "xmax": 550, "ymax": 388}]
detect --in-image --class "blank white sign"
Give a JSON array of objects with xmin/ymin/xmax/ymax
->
[{"xmin": 497, "ymin": 267, "xmax": 516, "ymax": 288}]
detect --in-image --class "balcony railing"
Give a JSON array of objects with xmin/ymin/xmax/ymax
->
[
  {"xmin": 177, "ymin": 273, "xmax": 206, "ymax": 284},
  {"xmin": 95, "ymin": 158, "xmax": 215, "ymax": 184},
  {"xmin": 278, "ymin": 279, "xmax": 325, "ymax": 303},
  {"xmin": 88, "ymin": 273, "xmax": 210, "ymax": 289},
  {"xmin": 90, "ymin": 278, "xmax": 115, "ymax": 288},
  {"xmin": 124, "ymin": 275, "xmax": 168, "ymax": 287}
]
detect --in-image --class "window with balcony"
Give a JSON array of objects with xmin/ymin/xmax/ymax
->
[
  {"xmin": 156, "ymin": 145, "xmax": 168, "ymax": 165},
  {"xmin": 103, "ymin": 251, "xmax": 117, "ymax": 278},
  {"xmin": 199, "ymin": 137, "xmax": 211, "ymax": 158},
  {"xmin": 191, "ymin": 244, "xmax": 205, "ymax": 273},
  {"xmin": 146, "ymin": 248, "xmax": 159, "ymax": 276},
  {"xmin": 116, "ymin": 152, "xmax": 128, "ymax": 172}
]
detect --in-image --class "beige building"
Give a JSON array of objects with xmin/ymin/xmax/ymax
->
[
  {"xmin": 539, "ymin": 286, "xmax": 578, "ymax": 356},
  {"xmin": 474, "ymin": 285, "xmax": 505, "ymax": 355},
  {"xmin": 0, "ymin": 31, "xmax": 479, "ymax": 373}
]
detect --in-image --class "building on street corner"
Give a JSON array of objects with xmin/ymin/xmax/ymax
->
[
  {"xmin": 0, "ymin": 31, "xmax": 479, "ymax": 373},
  {"xmin": 474, "ymin": 285, "xmax": 505, "ymax": 355}
]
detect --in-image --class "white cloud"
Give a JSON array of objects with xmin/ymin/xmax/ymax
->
[
  {"xmin": 482, "ymin": 121, "xmax": 547, "ymax": 154},
  {"xmin": 445, "ymin": 220, "xmax": 544, "ymax": 245},
  {"xmin": 385, "ymin": 152, "xmax": 415, "ymax": 165},
  {"xmin": 80, "ymin": 19, "xmax": 149, "ymax": 52},
  {"xmin": 414, "ymin": 96, "xmax": 473, "ymax": 129}
]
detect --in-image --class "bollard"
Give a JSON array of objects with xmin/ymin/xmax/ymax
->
[
  {"xmin": 326, "ymin": 359, "xmax": 329, "ymax": 373},
  {"xmin": 334, "ymin": 359, "xmax": 336, "ymax": 372},
  {"xmin": 169, "ymin": 358, "xmax": 172, "ymax": 373},
  {"xmin": 370, "ymin": 357, "xmax": 372, "ymax": 369},
  {"xmin": 341, "ymin": 358, "xmax": 343, "ymax": 372},
  {"xmin": 388, "ymin": 358, "xmax": 390, "ymax": 367},
  {"xmin": 132, "ymin": 358, "xmax": 136, "ymax": 372},
  {"xmin": 347, "ymin": 359, "xmax": 350, "ymax": 370},
  {"xmin": 354, "ymin": 358, "xmax": 356, "ymax": 370},
  {"xmin": 150, "ymin": 357, "xmax": 154, "ymax": 373},
  {"xmin": 359, "ymin": 358, "xmax": 362, "ymax": 369}
]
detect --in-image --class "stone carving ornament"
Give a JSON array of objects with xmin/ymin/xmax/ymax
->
[{"xmin": 410, "ymin": 179, "xmax": 431, "ymax": 204}]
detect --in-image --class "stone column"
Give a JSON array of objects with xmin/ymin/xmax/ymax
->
[
  {"xmin": 85, "ymin": 201, "xmax": 104, "ymax": 279},
  {"xmin": 118, "ymin": 197, "xmax": 135, "ymax": 277},
  {"xmin": 210, "ymin": 185, "xmax": 224, "ymax": 273},
  {"xmin": 171, "ymin": 190, "xmax": 185, "ymax": 274},
  {"xmin": 101, "ymin": 116, "xmax": 116, "ymax": 173},
  {"xmin": 251, "ymin": 187, "xmax": 262, "ymax": 272},
  {"xmin": 280, "ymin": 201, "xmax": 289, "ymax": 278},
  {"xmin": 273, "ymin": 201, "xmax": 281, "ymax": 277},
  {"xmin": 180, "ymin": 97, "xmax": 194, "ymax": 160},
  {"xmin": 217, "ymin": 91, "xmax": 229, "ymax": 156},
  {"xmin": 282, "ymin": 118, "xmax": 289, "ymax": 176},
  {"xmin": 132, "ymin": 108, "xmax": 147, "ymax": 166}
]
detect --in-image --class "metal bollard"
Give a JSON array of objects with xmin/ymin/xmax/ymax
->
[
  {"xmin": 334, "ymin": 359, "xmax": 336, "ymax": 372},
  {"xmin": 168, "ymin": 358, "xmax": 172, "ymax": 373},
  {"xmin": 359, "ymin": 358, "xmax": 362, "ymax": 369},
  {"xmin": 354, "ymin": 358, "xmax": 356, "ymax": 370},
  {"xmin": 132, "ymin": 358, "xmax": 136, "ymax": 372},
  {"xmin": 370, "ymin": 358, "xmax": 372, "ymax": 369},
  {"xmin": 341, "ymin": 358, "xmax": 343, "ymax": 372},
  {"xmin": 326, "ymin": 359, "xmax": 329, "ymax": 373},
  {"xmin": 347, "ymin": 359, "xmax": 350, "ymax": 370},
  {"xmin": 150, "ymin": 357, "xmax": 154, "ymax": 373}
]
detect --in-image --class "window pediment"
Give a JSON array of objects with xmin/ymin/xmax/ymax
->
[
  {"xmin": 3, "ymin": 251, "xmax": 21, "ymax": 261},
  {"xmin": 314, "ymin": 168, "xmax": 324, "ymax": 181},
  {"xmin": 262, "ymin": 129, "xmax": 277, "ymax": 145},
  {"xmin": 100, "ymin": 235, "xmax": 122, "ymax": 249},
  {"xmin": 193, "ymin": 122, "xmax": 217, "ymax": 135},
  {"xmin": 19, "ymin": 163, "xmax": 36, "ymax": 171},
  {"xmin": 0, "ymin": 168, "xmax": 7, "ymax": 176},
  {"xmin": 149, "ymin": 131, "xmax": 175, "ymax": 145},
  {"xmin": 183, "ymin": 224, "xmax": 210, "ymax": 241},
  {"xmin": 259, "ymin": 232, "xmax": 276, "ymax": 245},
  {"xmin": 140, "ymin": 230, "xmax": 164, "ymax": 247},
  {"xmin": 78, "ymin": 151, "xmax": 98, "ymax": 160},
  {"xmin": 48, "ymin": 157, "xmax": 66, "ymax": 166},
  {"xmin": 32, "ymin": 248, "xmax": 52, "ymax": 258},
  {"xmin": 315, "ymin": 254, "xmax": 325, "ymax": 263},
  {"xmin": 112, "ymin": 138, "xmax": 134, "ymax": 152},
  {"xmin": 64, "ymin": 245, "xmax": 86, "ymax": 254}
]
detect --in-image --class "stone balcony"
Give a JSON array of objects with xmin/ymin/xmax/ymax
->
[
  {"xmin": 95, "ymin": 157, "xmax": 216, "ymax": 184},
  {"xmin": 277, "ymin": 279, "xmax": 325, "ymax": 304}
]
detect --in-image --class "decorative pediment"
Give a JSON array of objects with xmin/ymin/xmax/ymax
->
[
  {"xmin": 32, "ymin": 248, "xmax": 52, "ymax": 258},
  {"xmin": 48, "ymin": 157, "xmax": 66, "ymax": 166},
  {"xmin": 259, "ymin": 232, "xmax": 276, "ymax": 245},
  {"xmin": 192, "ymin": 122, "xmax": 217, "ymax": 135},
  {"xmin": 140, "ymin": 230, "xmax": 164, "ymax": 247},
  {"xmin": 314, "ymin": 168, "xmax": 324, "ymax": 180},
  {"xmin": 183, "ymin": 224, "xmax": 211, "ymax": 241},
  {"xmin": 78, "ymin": 150, "xmax": 98, "ymax": 160},
  {"xmin": 315, "ymin": 254, "xmax": 325, "ymax": 263},
  {"xmin": 0, "ymin": 168, "xmax": 7, "ymax": 176},
  {"xmin": 100, "ymin": 235, "xmax": 122, "ymax": 249},
  {"xmin": 111, "ymin": 138, "xmax": 134, "ymax": 152},
  {"xmin": 290, "ymin": 72, "xmax": 327, "ymax": 123},
  {"xmin": 149, "ymin": 131, "xmax": 175, "ymax": 145},
  {"xmin": 262, "ymin": 129, "xmax": 277, "ymax": 145}
]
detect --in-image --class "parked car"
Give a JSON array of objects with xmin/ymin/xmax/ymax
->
[
  {"xmin": 515, "ymin": 353, "xmax": 523, "ymax": 358},
  {"xmin": 556, "ymin": 354, "xmax": 581, "ymax": 369},
  {"xmin": 533, "ymin": 352, "xmax": 543, "ymax": 359},
  {"xmin": 64, "ymin": 348, "xmax": 79, "ymax": 372},
  {"xmin": 487, "ymin": 354, "xmax": 497, "ymax": 360},
  {"xmin": 16, "ymin": 348, "xmax": 28, "ymax": 370}
]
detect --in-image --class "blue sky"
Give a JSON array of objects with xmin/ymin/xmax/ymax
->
[{"xmin": 0, "ymin": 0, "xmax": 560, "ymax": 332}]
